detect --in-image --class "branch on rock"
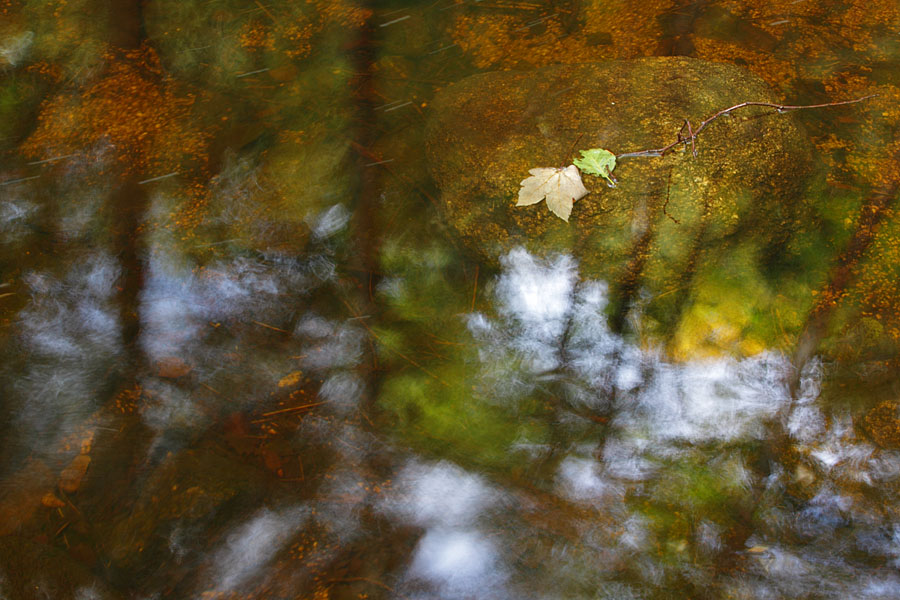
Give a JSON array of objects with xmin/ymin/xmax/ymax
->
[{"xmin": 616, "ymin": 94, "xmax": 878, "ymax": 160}]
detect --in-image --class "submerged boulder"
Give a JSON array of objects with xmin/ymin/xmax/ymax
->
[{"xmin": 425, "ymin": 57, "xmax": 812, "ymax": 281}]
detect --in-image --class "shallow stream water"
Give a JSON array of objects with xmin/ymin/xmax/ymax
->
[{"xmin": 2, "ymin": 1, "xmax": 900, "ymax": 599}]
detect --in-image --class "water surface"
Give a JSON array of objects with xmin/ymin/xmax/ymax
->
[{"xmin": 2, "ymin": 1, "xmax": 900, "ymax": 598}]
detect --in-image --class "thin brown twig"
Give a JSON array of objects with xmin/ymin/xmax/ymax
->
[
  {"xmin": 252, "ymin": 320, "xmax": 289, "ymax": 333},
  {"xmin": 256, "ymin": 401, "xmax": 328, "ymax": 419},
  {"xmin": 616, "ymin": 94, "xmax": 877, "ymax": 160},
  {"xmin": 684, "ymin": 119, "xmax": 696, "ymax": 157}
]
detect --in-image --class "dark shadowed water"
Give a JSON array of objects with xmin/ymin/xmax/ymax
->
[{"xmin": 2, "ymin": 1, "xmax": 900, "ymax": 598}]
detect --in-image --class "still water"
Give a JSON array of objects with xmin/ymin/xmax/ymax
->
[{"xmin": 2, "ymin": 1, "xmax": 900, "ymax": 598}]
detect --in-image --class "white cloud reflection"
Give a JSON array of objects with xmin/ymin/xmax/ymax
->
[
  {"xmin": 473, "ymin": 248, "xmax": 794, "ymax": 444},
  {"xmin": 381, "ymin": 461, "xmax": 508, "ymax": 599},
  {"xmin": 384, "ymin": 461, "xmax": 496, "ymax": 528},
  {"xmin": 409, "ymin": 528, "xmax": 505, "ymax": 599},
  {"xmin": 458, "ymin": 248, "xmax": 900, "ymax": 598},
  {"xmin": 209, "ymin": 506, "xmax": 308, "ymax": 593},
  {"xmin": 10, "ymin": 252, "xmax": 122, "ymax": 455},
  {"xmin": 139, "ymin": 247, "xmax": 298, "ymax": 362}
]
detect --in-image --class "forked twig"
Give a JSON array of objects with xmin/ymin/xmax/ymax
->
[{"xmin": 616, "ymin": 94, "xmax": 877, "ymax": 160}]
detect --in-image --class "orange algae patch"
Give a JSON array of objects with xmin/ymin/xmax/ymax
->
[
  {"xmin": 734, "ymin": 0, "xmax": 900, "ymax": 57},
  {"xmin": 22, "ymin": 45, "xmax": 211, "ymax": 178},
  {"xmin": 590, "ymin": 0, "xmax": 675, "ymax": 58},
  {"xmin": 451, "ymin": 14, "xmax": 594, "ymax": 69},
  {"xmin": 0, "ymin": 0, "xmax": 20, "ymax": 24},
  {"xmin": 449, "ymin": 1, "xmax": 671, "ymax": 70},
  {"xmin": 24, "ymin": 61, "xmax": 63, "ymax": 82},
  {"xmin": 691, "ymin": 37, "xmax": 795, "ymax": 91},
  {"xmin": 237, "ymin": 1, "xmax": 370, "ymax": 61},
  {"xmin": 114, "ymin": 385, "xmax": 143, "ymax": 415},
  {"xmin": 165, "ymin": 180, "xmax": 212, "ymax": 241},
  {"xmin": 316, "ymin": 0, "xmax": 370, "ymax": 30},
  {"xmin": 238, "ymin": 20, "xmax": 277, "ymax": 52},
  {"xmin": 692, "ymin": 0, "xmax": 900, "ymax": 92},
  {"xmin": 281, "ymin": 20, "xmax": 315, "ymax": 59},
  {"xmin": 283, "ymin": 0, "xmax": 372, "ymax": 59},
  {"xmin": 865, "ymin": 401, "xmax": 900, "ymax": 449}
]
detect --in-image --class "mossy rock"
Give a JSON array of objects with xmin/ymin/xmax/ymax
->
[{"xmin": 425, "ymin": 57, "xmax": 812, "ymax": 282}]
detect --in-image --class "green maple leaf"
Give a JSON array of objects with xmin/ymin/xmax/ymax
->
[{"xmin": 573, "ymin": 148, "xmax": 617, "ymax": 187}]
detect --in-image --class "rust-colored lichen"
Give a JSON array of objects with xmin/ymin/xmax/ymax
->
[
  {"xmin": 230, "ymin": 1, "xmax": 370, "ymax": 62},
  {"xmin": 165, "ymin": 180, "xmax": 212, "ymax": 241},
  {"xmin": 0, "ymin": 0, "xmax": 21, "ymax": 18},
  {"xmin": 691, "ymin": 37, "xmax": 796, "ymax": 91},
  {"xmin": 281, "ymin": 20, "xmax": 315, "ymax": 59},
  {"xmin": 864, "ymin": 401, "xmax": 900, "ymax": 449},
  {"xmin": 238, "ymin": 19, "xmax": 276, "ymax": 52},
  {"xmin": 22, "ymin": 45, "xmax": 211, "ymax": 178},
  {"xmin": 24, "ymin": 61, "xmax": 63, "ymax": 82},
  {"xmin": 114, "ymin": 384, "xmax": 143, "ymax": 415},
  {"xmin": 449, "ymin": 2, "xmax": 672, "ymax": 70}
]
